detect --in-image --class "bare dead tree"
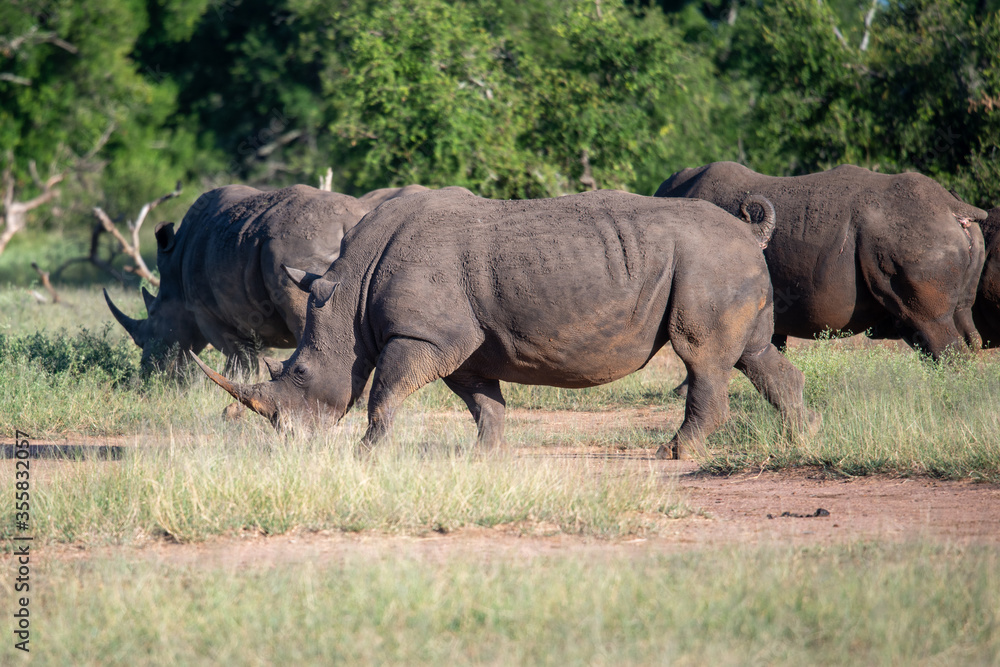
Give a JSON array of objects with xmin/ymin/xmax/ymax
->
[
  {"xmin": 726, "ymin": 1, "xmax": 738, "ymax": 26},
  {"xmin": 90, "ymin": 180, "xmax": 182, "ymax": 286},
  {"xmin": 50, "ymin": 221, "xmax": 125, "ymax": 284},
  {"xmin": 860, "ymin": 0, "xmax": 878, "ymax": 52},
  {"xmin": 0, "ymin": 155, "xmax": 65, "ymax": 255},
  {"xmin": 318, "ymin": 167, "xmax": 333, "ymax": 192},
  {"xmin": 0, "ymin": 120, "xmax": 116, "ymax": 256}
]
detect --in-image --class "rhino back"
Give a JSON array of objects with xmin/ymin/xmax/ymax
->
[
  {"xmin": 656, "ymin": 162, "xmax": 987, "ymax": 339},
  {"xmin": 335, "ymin": 189, "xmax": 768, "ymax": 386},
  {"xmin": 174, "ymin": 184, "xmax": 369, "ymax": 346}
]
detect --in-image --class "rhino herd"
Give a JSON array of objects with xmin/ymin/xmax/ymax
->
[{"xmin": 107, "ymin": 163, "xmax": 998, "ymax": 460}]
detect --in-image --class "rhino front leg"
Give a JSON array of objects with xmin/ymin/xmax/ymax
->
[
  {"xmin": 443, "ymin": 374, "xmax": 507, "ymax": 450},
  {"xmin": 360, "ymin": 336, "xmax": 474, "ymax": 452}
]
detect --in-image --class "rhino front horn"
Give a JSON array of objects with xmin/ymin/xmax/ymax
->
[
  {"xmin": 188, "ymin": 351, "xmax": 278, "ymax": 422},
  {"xmin": 104, "ymin": 289, "xmax": 143, "ymax": 340}
]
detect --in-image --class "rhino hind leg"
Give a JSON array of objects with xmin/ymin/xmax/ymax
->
[
  {"xmin": 658, "ymin": 364, "xmax": 733, "ymax": 460},
  {"xmin": 443, "ymin": 374, "xmax": 507, "ymax": 450},
  {"xmin": 735, "ymin": 343, "xmax": 819, "ymax": 437},
  {"xmin": 954, "ymin": 307, "xmax": 983, "ymax": 351}
]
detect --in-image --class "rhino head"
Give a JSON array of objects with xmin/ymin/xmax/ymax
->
[
  {"xmin": 104, "ymin": 222, "xmax": 208, "ymax": 375},
  {"xmin": 190, "ymin": 265, "xmax": 360, "ymax": 429}
]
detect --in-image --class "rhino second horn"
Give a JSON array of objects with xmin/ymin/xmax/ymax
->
[
  {"xmin": 262, "ymin": 356, "xmax": 282, "ymax": 380},
  {"xmin": 104, "ymin": 288, "xmax": 143, "ymax": 340}
]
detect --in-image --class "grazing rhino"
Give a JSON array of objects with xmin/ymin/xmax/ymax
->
[
  {"xmin": 192, "ymin": 188, "xmax": 817, "ymax": 460},
  {"xmin": 105, "ymin": 183, "xmax": 428, "ymax": 375},
  {"xmin": 655, "ymin": 162, "xmax": 988, "ymax": 358},
  {"xmin": 973, "ymin": 207, "xmax": 1000, "ymax": 347}
]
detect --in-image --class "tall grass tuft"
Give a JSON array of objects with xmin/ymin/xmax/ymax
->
[
  {"xmin": 707, "ymin": 340, "xmax": 1000, "ymax": 480},
  {"xmin": 5, "ymin": 420, "xmax": 687, "ymax": 546}
]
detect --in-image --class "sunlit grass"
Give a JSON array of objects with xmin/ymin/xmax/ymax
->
[
  {"xmin": 2, "ymin": 416, "xmax": 686, "ymax": 546},
  {"xmin": 706, "ymin": 341, "xmax": 1000, "ymax": 480},
  {"xmin": 2, "ymin": 543, "xmax": 997, "ymax": 666}
]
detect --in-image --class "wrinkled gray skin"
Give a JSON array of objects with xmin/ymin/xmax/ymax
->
[
  {"xmin": 973, "ymin": 207, "xmax": 1000, "ymax": 347},
  {"xmin": 655, "ymin": 162, "xmax": 987, "ymax": 358},
  {"xmin": 193, "ymin": 188, "xmax": 817, "ymax": 460},
  {"xmin": 105, "ymin": 183, "xmax": 428, "ymax": 376}
]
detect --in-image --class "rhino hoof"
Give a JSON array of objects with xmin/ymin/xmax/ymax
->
[
  {"xmin": 655, "ymin": 444, "xmax": 677, "ymax": 460},
  {"xmin": 656, "ymin": 443, "xmax": 698, "ymax": 460},
  {"xmin": 222, "ymin": 402, "xmax": 246, "ymax": 420}
]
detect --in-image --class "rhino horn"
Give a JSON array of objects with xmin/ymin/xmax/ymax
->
[
  {"xmin": 262, "ymin": 355, "xmax": 283, "ymax": 380},
  {"xmin": 141, "ymin": 286, "xmax": 156, "ymax": 313},
  {"xmin": 189, "ymin": 351, "xmax": 278, "ymax": 421},
  {"xmin": 739, "ymin": 194, "xmax": 777, "ymax": 249},
  {"xmin": 104, "ymin": 288, "xmax": 143, "ymax": 340}
]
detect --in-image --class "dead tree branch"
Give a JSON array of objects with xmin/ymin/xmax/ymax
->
[
  {"xmin": 860, "ymin": 0, "xmax": 878, "ymax": 52},
  {"xmin": 0, "ymin": 73, "xmax": 32, "ymax": 86},
  {"xmin": 0, "ymin": 156, "xmax": 65, "ymax": 255},
  {"xmin": 0, "ymin": 121, "xmax": 117, "ymax": 256},
  {"xmin": 30, "ymin": 261, "xmax": 59, "ymax": 303},
  {"xmin": 50, "ymin": 221, "xmax": 124, "ymax": 284},
  {"xmin": 92, "ymin": 180, "xmax": 182, "ymax": 286},
  {"xmin": 0, "ymin": 27, "xmax": 78, "ymax": 57}
]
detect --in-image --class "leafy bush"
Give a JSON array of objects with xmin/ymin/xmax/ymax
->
[{"xmin": 0, "ymin": 324, "xmax": 138, "ymax": 386}]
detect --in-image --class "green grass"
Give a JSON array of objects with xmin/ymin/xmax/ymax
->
[
  {"xmin": 706, "ymin": 341, "xmax": 1000, "ymax": 480},
  {"xmin": 2, "ymin": 543, "xmax": 997, "ymax": 665},
  {"xmin": 2, "ymin": 422, "xmax": 686, "ymax": 546}
]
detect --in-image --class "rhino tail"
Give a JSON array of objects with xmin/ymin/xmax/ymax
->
[{"xmin": 739, "ymin": 194, "xmax": 776, "ymax": 249}]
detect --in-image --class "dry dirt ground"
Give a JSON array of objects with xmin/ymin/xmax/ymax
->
[
  {"xmin": 54, "ymin": 463, "xmax": 998, "ymax": 570},
  {"xmin": 16, "ymin": 419, "xmax": 1000, "ymax": 568}
]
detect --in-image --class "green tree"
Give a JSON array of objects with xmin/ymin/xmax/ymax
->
[{"xmin": 0, "ymin": 0, "xmax": 206, "ymax": 248}]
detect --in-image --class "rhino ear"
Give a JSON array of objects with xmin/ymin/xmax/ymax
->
[
  {"xmin": 282, "ymin": 264, "xmax": 324, "ymax": 292},
  {"xmin": 141, "ymin": 286, "xmax": 156, "ymax": 312},
  {"xmin": 311, "ymin": 279, "xmax": 339, "ymax": 308},
  {"xmin": 154, "ymin": 222, "xmax": 176, "ymax": 253}
]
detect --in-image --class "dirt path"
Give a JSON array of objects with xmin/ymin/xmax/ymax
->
[{"xmin": 34, "ymin": 462, "xmax": 999, "ymax": 569}]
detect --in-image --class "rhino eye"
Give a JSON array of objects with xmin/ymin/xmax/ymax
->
[{"xmin": 291, "ymin": 364, "xmax": 311, "ymax": 384}]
